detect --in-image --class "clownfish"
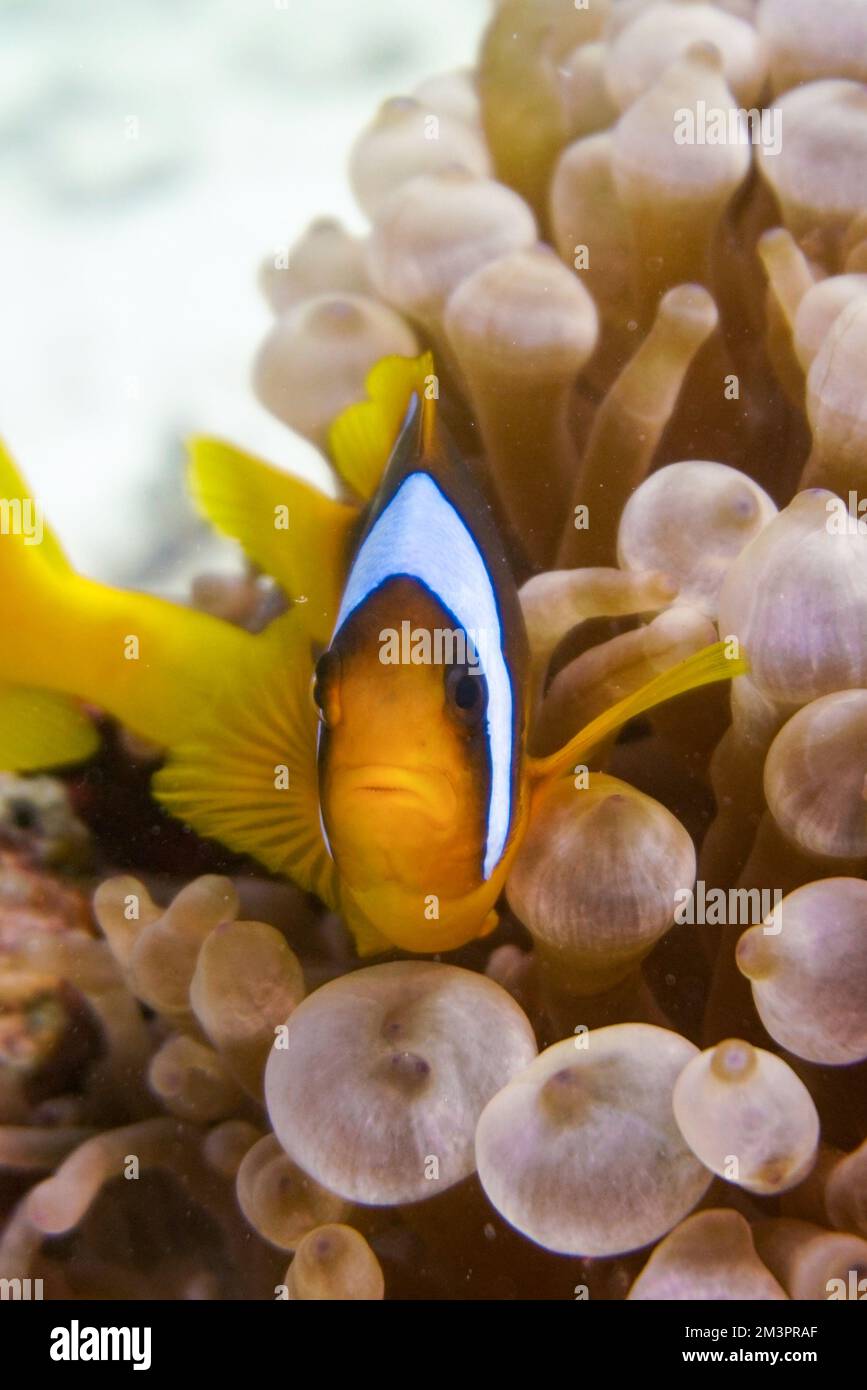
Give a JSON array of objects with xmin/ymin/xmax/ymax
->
[{"xmin": 0, "ymin": 353, "xmax": 745, "ymax": 954}]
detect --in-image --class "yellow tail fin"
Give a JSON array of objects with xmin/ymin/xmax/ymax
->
[
  {"xmin": 527, "ymin": 641, "xmax": 748, "ymax": 784},
  {"xmin": 0, "ymin": 438, "xmax": 263, "ymax": 768},
  {"xmin": 0, "ymin": 686, "xmax": 99, "ymax": 770},
  {"xmin": 0, "ymin": 440, "xmax": 73, "ymax": 572},
  {"xmin": 0, "ymin": 442, "xmax": 100, "ymax": 770}
]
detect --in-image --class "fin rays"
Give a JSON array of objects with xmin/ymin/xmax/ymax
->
[
  {"xmin": 328, "ymin": 351, "xmax": 435, "ymax": 501},
  {"xmin": 188, "ymin": 436, "xmax": 358, "ymax": 646},
  {"xmin": 153, "ymin": 613, "xmax": 338, "ymax": 908}
]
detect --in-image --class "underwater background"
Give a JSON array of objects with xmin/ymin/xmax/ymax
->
[{"xmin": 0, "ymin": 0, "xmax": 484, "ymax": 587}]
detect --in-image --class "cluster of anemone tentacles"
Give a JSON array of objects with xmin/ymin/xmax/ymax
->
[{"xmin": 2, "ymin": 0, "xmax": 867, "ymax": 1300}]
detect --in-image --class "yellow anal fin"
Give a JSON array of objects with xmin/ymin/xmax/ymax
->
[
  {"xmin": 527, "ymin": 641, "xmax": 748, "ymax": 784},
  {"xmin": 188, "ymin": 437, "xmax": 359, "ymax": 647},
  {"xmin": 338, "ymin": 897, "xmax": 394, "ymax": 958},
  {"xmin": 153, "ymin": 612, "xmax": 338, "ymax": 909},
  {"xmin": 328, "ymin": 351, "xmax": 435, "ymax": 501},
  {"xmin": 0, "ymin": 685, "xmax": 99, "ymax": 772}
]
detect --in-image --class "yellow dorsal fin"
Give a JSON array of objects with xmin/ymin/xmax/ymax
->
[
  {"xmin": 527, "ymin": 641, "xmax": 748, "ymax": 784},
  {"xmin": 187, "ymin": 437, "xmax": 359, "ymax": 646},
  {"xmin": 328, "ymin": 351, "xmax": 436, "ymax": 501}
]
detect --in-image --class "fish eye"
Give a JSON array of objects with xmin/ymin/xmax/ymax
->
[
  {"xmin": 446, "ymin": 665, "xmax": 486, "ymax": 723},
  {"xmin": 312, "ymin": 648, "xmax": 341, "ymax": 725}
]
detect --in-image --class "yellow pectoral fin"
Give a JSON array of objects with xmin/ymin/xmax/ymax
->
[
  {"xmin": 0, "ymin": 686, "xmax": 99, "ymax": 772},
  {"xmin": 527, "ymin": 641, "xmax": 749, "ymax": 785},
  {"xmin": 188, "ymin": 437, "xmax": 359, "ymax": 646},
  {"xmin": 153, "ymin": 611, "xmax": 339, "ymax": 909},
  {"xmin": 328, "ymin": 351, "xmax": 435, "ymax": 501}
]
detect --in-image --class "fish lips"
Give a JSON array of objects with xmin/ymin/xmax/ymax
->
[{"xmin": 336, "ymin": 763, "xmax": 458, "ymax": 826}]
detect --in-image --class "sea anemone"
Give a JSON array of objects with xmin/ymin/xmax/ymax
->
[
  {"xmin": 474, "ymin": 1024, "xmax": 712, "ymax": 1256},
  {"xmin": 281, "ymin": 1223, "xmax": 385, "ymax": 1301},
  {"xmin": 627, "ymin": 1209, "xmax": 789, "ymax": 1300},
  {"xmin": 264, "ymin": 961, "xmax": 537, "ymax": 1205},
  {"xmin": 672, "ymin": 1038, "xmax": 820, "ymax": 1194}
]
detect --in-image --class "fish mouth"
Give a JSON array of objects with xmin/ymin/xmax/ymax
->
[{"xmin": 340, "ymin": 763, "xmax": 457, "ymax": 822}]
